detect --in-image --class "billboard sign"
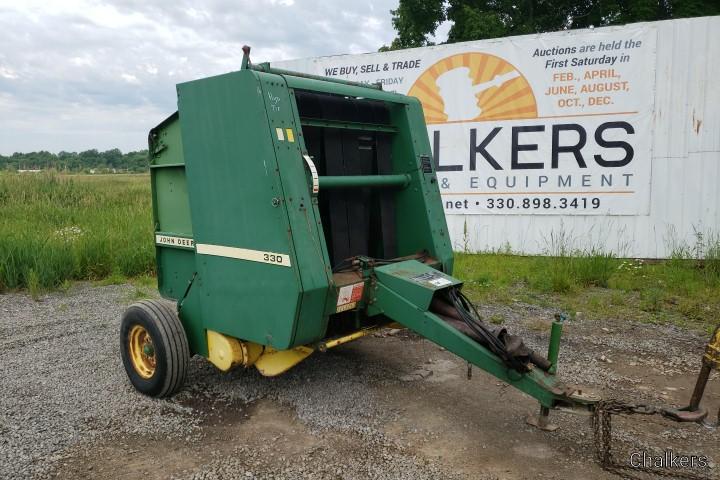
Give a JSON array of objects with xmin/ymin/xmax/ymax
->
[{"xmin": 276, "ymin": 26, "xmax": 657, "ymax": 215}]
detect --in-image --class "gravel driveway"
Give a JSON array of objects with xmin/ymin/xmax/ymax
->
[{"xmin": 1, "ymin": 283, "xmax": 718, "ymax": 479}]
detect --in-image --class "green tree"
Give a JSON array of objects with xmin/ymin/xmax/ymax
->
[
  {"xmin": 0, "ymin": 149, "xmax": 149, "ymax": 173},
  {"xmin": 380, "ymin": 0, "xmax": 445, "ymax": 50},
  {"xmin": 385, "ymin": 0, "xmax": 720, "ymax": 47}
]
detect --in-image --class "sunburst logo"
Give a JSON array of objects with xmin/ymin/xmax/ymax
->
[{"xmin": 408, "ymin": 53, "xmax": 538, "ymax": 124}]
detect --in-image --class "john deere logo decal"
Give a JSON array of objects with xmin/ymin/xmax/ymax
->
[{"xmin": 408, "ymin": 53, "xmax": 538, "ymax": 124}]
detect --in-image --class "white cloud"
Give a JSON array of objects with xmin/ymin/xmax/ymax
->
[
  {"xmin": 364, "ymin": 17, "xmax": 383, "ymax": 30},
  {"xmin": 430, "ymin": 20, "xmax": 451, "ymax": 44},
  {"xmin": 120, "ymin": 73, "xmax": 140, "ymax": 84},
  {"xmin": 80, "ymin": 4, "xmax": 150, "ymax": 30},
  {"xmin": 70, "ymin": 55, "xmax": 95, "ymax": 67},
  {"xmin": 0, "ymin": 0, "xmax": 400, "ymax": 154},
  {"xmin": 184, "ymin": 7, "xmax": 211, "ymax": 21},
  {"xmin": 0, "ymin": 66, "xmax": 18, "ymax": 79}
]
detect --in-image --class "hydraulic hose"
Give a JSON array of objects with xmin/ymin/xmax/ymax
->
[{"xmin": 430, "ymin": 289, "xmax": 551, "ymax": 373}]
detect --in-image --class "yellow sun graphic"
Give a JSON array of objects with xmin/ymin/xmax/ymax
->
[{"xmin": 408, "ymin": 52, "xmax": 538, "ymax": 124}]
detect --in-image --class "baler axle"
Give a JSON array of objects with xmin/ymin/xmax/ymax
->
[{"xmin": 205, "ymin": 327, "xmax": 385, "ymax": 376}]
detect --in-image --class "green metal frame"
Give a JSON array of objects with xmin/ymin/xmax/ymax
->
[
  {"xmin": 299, "ymin": 117, "xmax": 397, "ymax": 133},
  {"xmin": 318, "ymin": 174, "xmax": 410, "ymax": 189},
  {"xmin": 368, "ymin": 260, "xmax": 588, "ymax": 409},
  {"xmin": 147, "ymin": 57, "xmax": 593, "ymax": 412}
]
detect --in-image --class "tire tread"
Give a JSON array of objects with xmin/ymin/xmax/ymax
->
[{"xmin": 126, "ymin": 299, "xmax": 188, "ymax": 397}]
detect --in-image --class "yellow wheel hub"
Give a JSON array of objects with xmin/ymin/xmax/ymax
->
[{"xmin": 128, "ymin": 325, "xmax": 156, "ymax": 378}]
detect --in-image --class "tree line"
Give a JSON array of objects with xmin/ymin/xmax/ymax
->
[
  {"xmin": 0, "ymin": 149, "xmax": 149, "ymax": 173},
  {"xmin": 383, "ymin": 0, "xmax": 720, "ymax": 50}
]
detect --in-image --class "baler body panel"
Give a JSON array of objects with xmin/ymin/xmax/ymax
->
[
  {"xmin": 150, "ymin": 67, "xmax": 453, "ymax": 354},
  {"xmin": 388, "ymin": 99, "xmax": 453, "ymax": 274},
  {"xmin": 177, "ymin": 70, "xmax": 315, "ymax": 350},
  {"xmin": 149, "ymin": 113, "xmax": 196, "ymax": 302},
  {"xmin": 254, "ymin": 72, "xmax": 334, "ymax": 346}
]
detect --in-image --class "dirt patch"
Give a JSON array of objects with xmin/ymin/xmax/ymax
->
[{"xmin": 55, "ymin": 400, "xmax": 322, "ymax": 479}]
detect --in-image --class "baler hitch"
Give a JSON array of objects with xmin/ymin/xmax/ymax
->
[
  {"xmin": 584, "ymin": 327, "xmax": 719, "ymax": 478},
  {"xmin": 369, "ymin": 259, "xmax": 600, "ymax": 416},
  {"xmin": 370, "ymin": 258, "xmax": 719, "ymax": 443}
]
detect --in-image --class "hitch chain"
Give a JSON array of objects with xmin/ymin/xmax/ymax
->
[{"xmin": 593, "ymin": 399, "xmax": 713, "ymax": 479}]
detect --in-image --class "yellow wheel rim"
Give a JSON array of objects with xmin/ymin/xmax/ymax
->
[{"xmin": 128, "ymin": 325, "xmax": 156, "ymax": 379}]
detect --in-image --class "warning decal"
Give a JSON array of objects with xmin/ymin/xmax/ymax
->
[
  {"xmin": 336, "ymin": 282, "xmax": 364, "ymax": 309},
  {"xmin": 411, "ymin": 271, "xmax": 453, "ymax": 288}
]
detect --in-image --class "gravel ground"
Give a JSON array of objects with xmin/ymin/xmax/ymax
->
[
  {"xmin": 0, "ymin": 284, "xmax": 470, "ymax": 480},
  {"xmin": 0, "ymin": 285, "xmax": 200, "ymax": 479},
  {"xmin": 0, "ymin": 283, "xmax": 718, "ymax": 479}
]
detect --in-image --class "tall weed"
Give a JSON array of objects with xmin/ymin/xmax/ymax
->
[{"xmin": 0, "ymin": 172, "xmax": 153, "ymax": 290}]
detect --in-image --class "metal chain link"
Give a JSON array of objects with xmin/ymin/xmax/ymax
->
[{"xmin": 593, "ymin": 399, "xmax": 714, "ymax": 479}]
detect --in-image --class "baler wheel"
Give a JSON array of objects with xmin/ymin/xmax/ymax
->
[{"xmin": 120, "ymin": 300, "xmax": 189, "ymax": 398}]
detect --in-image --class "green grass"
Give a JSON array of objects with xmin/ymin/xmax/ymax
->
[
  {"xmin": 0, "ymin": 172, "xmax": 154, "ymax": 291},
  {"xmin": 455, "ymin": 252, "xmax": 720, "ymax": 333},
  {"xmin": 1, "ymin": 172, "xmax": 718, "ymax": 334}
]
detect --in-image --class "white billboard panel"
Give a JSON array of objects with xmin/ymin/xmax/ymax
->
[
  {"xmin": 277, "ymin": 27, "xmax": 656, "ymax": 216},
  {"xmin": 275, "ymin": 17, "xmax": 720, "ymax": 257}
]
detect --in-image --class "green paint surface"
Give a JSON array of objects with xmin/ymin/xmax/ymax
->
[{"xmin": 149, "ymin": 67, "xmax": 452, "ymax": 353}]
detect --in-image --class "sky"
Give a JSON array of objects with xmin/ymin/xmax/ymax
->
[{"xmin": 0, "ymin": 0, "xmax": 450, "ymax": 155}]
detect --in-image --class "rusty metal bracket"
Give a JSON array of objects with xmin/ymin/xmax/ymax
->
[
  {"xmin": 666, "ymin": 325, "xmax": 719, "ymax": 426},
  {"xmin": 526, "ymin": 406, "xmax": 558, "ymax": 431},
  {"xmin": 703, "ymin": 324, "xmax": 720, "ymax": 369}
]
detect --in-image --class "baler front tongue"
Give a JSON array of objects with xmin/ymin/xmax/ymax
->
[{"xmin": 365, "ymin": 259, "xmax": 594, "ymax": 414}]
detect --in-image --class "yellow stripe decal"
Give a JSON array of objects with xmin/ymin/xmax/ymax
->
[{"xmin": 196, "ymin": 243, "xmax": 292, "ymax": 267}]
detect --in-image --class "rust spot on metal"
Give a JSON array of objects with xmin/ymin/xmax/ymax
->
[{"xmin": 692, "ymin": 109, "xmax": 702, "ymax": 134}]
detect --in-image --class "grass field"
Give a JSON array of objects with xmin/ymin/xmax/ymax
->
[
  {"xmin": 1, "ymin": 172, "xmax": 718, "ymax": 332},
  {"xmin": 0, "ymin": 173, "xmax": 153, "ymax": 295},
  {"xmin": 455, "ymin": 252, "xmax": 720, "ymax": 333}
]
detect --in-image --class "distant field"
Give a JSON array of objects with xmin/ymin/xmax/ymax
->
[
  {"xmin": 1, "ymin": 172, "xmax": 718, "ymax": 332},
  {"xmin": 0, "ymin": 173, "xmax": 154, "ymax": 293}
]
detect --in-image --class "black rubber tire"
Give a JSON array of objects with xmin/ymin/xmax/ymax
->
[{"xmin": 120, "ymin": 300, "xmax": 189, "ymax": 398}]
